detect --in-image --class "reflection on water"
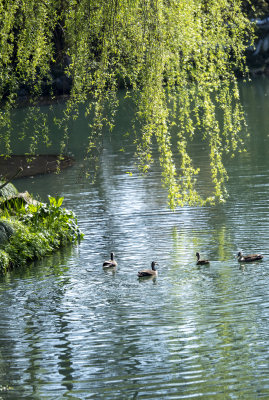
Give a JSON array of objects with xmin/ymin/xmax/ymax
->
[{"xmin": 1, "ymin": 78, "xmax": 269, "ymax": 398}]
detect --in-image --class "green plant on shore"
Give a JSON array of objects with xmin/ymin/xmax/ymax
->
[
  {"xmin": 4, "ymin": 221, "xmax": 53, "ymax": 267},
  {"xmin": 0, "ymin": 249, "xmax": 10, "ymax": 273},
  {"xmin": 0, "ymin": 197, "xmax": 26, "ymax": 218},
  {"xmin": 22, "ymin": 196, "xmax": 82, "ymax": 242},
  {"xmin": 0, "ymin": 195, "xmax": 83, "ymax": 271}
]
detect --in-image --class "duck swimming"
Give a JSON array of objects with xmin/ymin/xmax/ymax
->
[
  {"xmin": 237, "ymin": 252, "xmax": 263, "ymax": 262},
  {"xmin": 196, "ymin": 252, "xmax": 210, "ymax": 265},
  {"xmin": 103, "ymin": 252, "xmax": 117, "ymax": 268},
  {"xmin": 138, "ymin": 261, "xmax": 158, "ymax": 277}
]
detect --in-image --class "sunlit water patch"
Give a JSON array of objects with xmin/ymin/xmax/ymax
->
[{"xmin": 1, "ymin": 80, "xmax": 269, "ymax": 399}]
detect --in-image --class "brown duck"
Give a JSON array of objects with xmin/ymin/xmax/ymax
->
[
  {"xmin": 237, "ymin": 252, "xmax": 263, "ymax": 262},
  {"xmin": 103, "ymin": 252, "xmax": 117, "ymax": 268},
  {"xmin": 196, "ymin": 252, "xmax": 210, "ymax": 265},
  {"xmin": 138, "ymin": 261, "xmax": 158, "ymax": 277}
]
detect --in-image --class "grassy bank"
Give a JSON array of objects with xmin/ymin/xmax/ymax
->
[{"xmin": 0, "ymin": 182, "xmax": 83, "ymax": 273}]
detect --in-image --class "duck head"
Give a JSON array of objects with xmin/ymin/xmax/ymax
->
[{"xmin": 151, "ymin": 261, "xmax": 158, "ymax": 270}]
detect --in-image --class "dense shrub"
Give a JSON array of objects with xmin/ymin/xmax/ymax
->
[
  {"xmin": 0, "ymin": 195, "xmax": 83, "ymax": 272},
  {"xmin": 0, "ymin": 250, "xmax": 10, "ymax": 273}
]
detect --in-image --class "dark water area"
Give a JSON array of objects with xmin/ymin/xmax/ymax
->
[{"xmin": 1, "ymin": 77, "xmax": 269, "ymax": 399}]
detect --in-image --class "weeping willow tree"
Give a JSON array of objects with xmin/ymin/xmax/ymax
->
[{"xmin": 0, "ymin": 0, "xmax": 253, "ymax": 208}]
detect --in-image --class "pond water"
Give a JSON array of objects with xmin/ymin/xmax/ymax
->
[{"xmin": 1, "ymin": 78, "xmax": 269, "ymax": 399}]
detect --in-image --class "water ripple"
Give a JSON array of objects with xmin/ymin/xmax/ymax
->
[{"xmin": 2, "ymin": 84, "xmax": 269, "ymax": 398}]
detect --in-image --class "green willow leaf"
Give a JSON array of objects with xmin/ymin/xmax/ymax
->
[{"xmin": 0, "ymin": 0, "xmax": 254, "ymax": 208}]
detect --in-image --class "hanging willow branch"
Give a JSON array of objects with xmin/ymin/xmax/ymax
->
[{"xmin": 0, "ymin": 0, "xmax": 253, "ymax": 208}]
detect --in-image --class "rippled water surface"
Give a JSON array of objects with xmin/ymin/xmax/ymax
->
[{"xmin": 1, "ymin": 79, "xmax": 269, "ymax": 399}]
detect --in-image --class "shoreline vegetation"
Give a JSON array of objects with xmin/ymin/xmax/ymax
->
[{"xmin": 0, "ymin": 181, "xmax": 83, "ymax": 274}]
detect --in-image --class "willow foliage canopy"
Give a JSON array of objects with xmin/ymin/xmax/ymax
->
[{"xmin": 0, "ymin": 0, "xmax": 253, "ymax": 208}]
